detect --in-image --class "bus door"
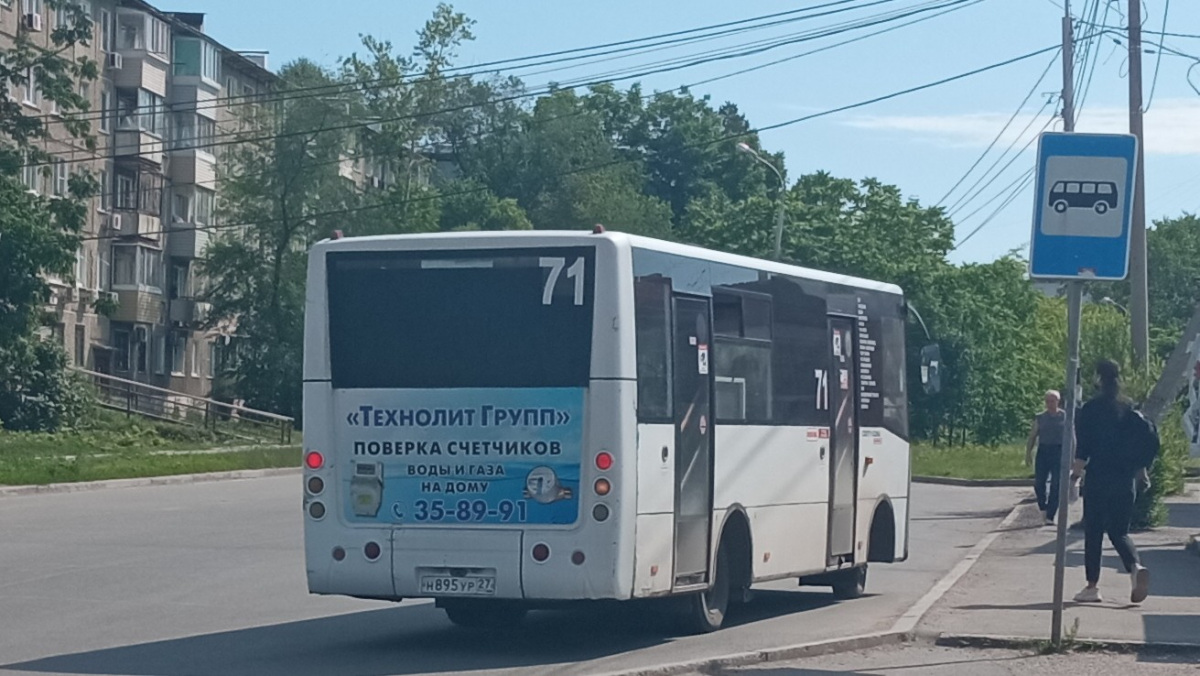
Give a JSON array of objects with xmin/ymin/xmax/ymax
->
[
  {"xmin": 672, "ymin": 295, "xmax": 714, "ymax": 587},
  {"xmin": 826, "ymin": 316, "xmax": 859, "ymax": 566}
]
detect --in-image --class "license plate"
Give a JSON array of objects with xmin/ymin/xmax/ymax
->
[{"xmin": 419, "ymin": 575, "xmax": 496, "ymax": 596}]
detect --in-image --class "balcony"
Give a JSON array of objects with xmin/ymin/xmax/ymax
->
[
  {"xmin": 114, "ymin": 128, "xmax": 165, "ymax": 166},
  {"xmin": 111, "ymin": 210, "xmax": 162, "ymax": 243},
  {"xmin": 167, "ymin": 222, "xmax": 209, "ymax": 259},
  {"xmin": 168, "ymin": 148, "xmax": 216, "ymax": 189},
  {"xmin": 168, "ymin": 298, "xmax": 211, "ymax": 326},
  {"xmin": 112, "ymin": 56, "xmax": 169, "ymax": 97},
  {"xmin": 111, "ymin": 289, "xmax": 165, "ymax": 325}
]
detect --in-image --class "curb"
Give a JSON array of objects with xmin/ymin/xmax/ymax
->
[
  {"xmin": 0, "ymin": 467, "xmax": 300, "ymax": 497},
  {"xmin": 936, "ymin": 633, "xmax": 1200, "ymax": 655},
  {"xmin": 913, "ymin": 476, "xmax": 1032, "ymax": 488},
  {"xmin": 593, "ymin": 631, "xmax": 912, "ymax": 676}
]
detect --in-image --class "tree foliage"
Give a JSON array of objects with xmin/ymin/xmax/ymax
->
[{"xmin": 0, "ymin": 0, "xmax": 98, "ymax": 431}]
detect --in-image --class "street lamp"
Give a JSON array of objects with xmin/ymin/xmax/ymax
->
[
  {"xmin": 736, "ymin": 142, "xmax": 787, "ymax": 261},
  {"xmin": 1101, "ymin": 297, "xmax": 1130, "ymax": 315}
]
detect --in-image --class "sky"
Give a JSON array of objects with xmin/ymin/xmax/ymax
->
[{"xmin": 176, "ymin": 0, "xmax": 1200, "ymax": 264}]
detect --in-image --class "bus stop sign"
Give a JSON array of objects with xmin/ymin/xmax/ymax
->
[{"xmin": 1029, "ymin": 132, "xmax": 1137, "ymax": 281}]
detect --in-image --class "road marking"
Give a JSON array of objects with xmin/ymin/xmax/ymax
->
[{"xmin": 890, "ymin": 501, "xmax": 1024, "ymax": 635}]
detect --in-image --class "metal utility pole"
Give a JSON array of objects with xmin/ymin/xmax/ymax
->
[
  {"xmin": 736, "ymin": 142, "xmax": 787, "ymax": 260},
  {"xmin": 1128, "ymin": 0, "xmax": 1151, "ymax": 365},
  {"xmin": 1050, "ymin": 1, "xmax": 1078, "ymax": 647}
]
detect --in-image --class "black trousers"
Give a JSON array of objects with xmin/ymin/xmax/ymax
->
[
  {"xmin": 1083, "ymin": 478, "xmax": 1140, "ymax": 584},
  {"xmin": 1034, "ymin": 444, "xmax": 1062, "ymax": 520}
]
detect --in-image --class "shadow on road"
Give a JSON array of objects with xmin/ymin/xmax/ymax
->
[{"xmin": 3, "ymin": 589, "xmax": 842, "ymax": 676}]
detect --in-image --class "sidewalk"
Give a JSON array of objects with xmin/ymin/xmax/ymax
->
[{"xmin": 923, "ymin": 483, "xmax": 1200, "ymax": 647}]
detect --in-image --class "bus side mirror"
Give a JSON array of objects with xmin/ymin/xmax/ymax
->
[{"xmin": 920, "ymin": 344, "xmax": 942, "ymax": 395}]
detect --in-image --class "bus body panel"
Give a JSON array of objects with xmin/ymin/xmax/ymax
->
[
  {"xmin": 857, "ymin": 426, "xmax": 910, "ymax": 562},
  {"xmin": 632, "ymin": 513, "xmax": 675, "ymax": 597}
]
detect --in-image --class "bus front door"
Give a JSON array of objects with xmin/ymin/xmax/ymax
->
[
  {"xmin": 672, "ymin": 296, "xmax": 714, "ymax": 587},
  {"xmin": 826, "ymin": 317, "xmax": 859, "ymax": 566}
]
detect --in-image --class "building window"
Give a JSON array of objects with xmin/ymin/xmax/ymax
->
[
  {"xmin": 98, "ymin": 7, "xmax": 111, "ymax": 52},
  {"xmin": 115, "ymin": 170, "xmax": 136, "ymax": 209},
  {"xmin": 169, "ymin": 261, "xmax": 189, "ymax": 299},
  {"xmin": 111, "ymin": 245, "xmax": 162, "ymax": 290},
  {"xmin": 22, "ymin": 66, "xmax": 40, "ymax": 107},
  {"xmin": 174, "ymin": 38, "xmax": 221, "ymax": 82},
  {"xmin": 194, "ymin": 188, "xmax": 214, "ymax": 225},
  {"xmin": 21, "ymin": 152, "xmax": 39, "ymax": 193},
  {"xmin": 54, "ymin": 2, "xmax": 70, "ymax": 30},
  {"xmin": 208, "ymin": 342, "xmax": 217, "ymax": 378},
  {"xmin": 74, "ymin": 325, "xmax": 86, "ymax": 368},
  {"xmin": 113, "ymin": 328, "xmax": 130, "ymax": 371},
  {"xmin": 154, "ymin": 333, "xmax": 166, "ymax": 374},
  {"xmin": 170, "ymin": 332, "xmax": 185, "ymax": 375},
  {"xmin": 172, "ymin": 192, "xmax": 190, "ymax": 223},
  {"xmin": 97, "ymin": 168, "xmax": 110, "ymax": 211},
  {"xmin": 190, "ymin": 340, "xmax": 199, "ymax": 377},
  {"xmin": 173, "ymin": 113, "xmax": 216, "ymax": 151},
  {"xmin": 87, "ymin": 249, "xmax": 98, "ymax": 289},
  {"xmin": 53, "ymin": 159, "xmax": 68, "ymax": 196},
  {"xmin": 21, "ymin": 0, "xmax": 43, "ymax": 19},
  {"xmin": 99, "ymin": 86, "xmax": 111, "ymax": 133}
]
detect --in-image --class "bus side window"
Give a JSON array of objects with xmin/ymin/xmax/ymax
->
[
  {"xmin": 634, "ymin": 276, "xmax": 672, "ymax": 421},
  {"xmin": 1052, "ymin": 181, "xmax": 1065, "ymax": 192},
  {"xmin": 1082, "ymin": 183, "xmax": 1096, "ymax": 194},
  {"xmin": 1066, "ymin": 183, "xmax": 1080, "ymax": 193},
  {"xmin": 1098, "ymin": 183, "xmax": 1114, "ymax": 194}
]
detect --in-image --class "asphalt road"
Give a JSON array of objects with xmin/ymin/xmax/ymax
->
[{"xmin": 0, "ymin": 477, "xmax": 1024, "ymax": 676}]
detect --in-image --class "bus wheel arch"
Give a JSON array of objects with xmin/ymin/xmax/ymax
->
[
  {"xmin": 717, "ymin": 506, "xmax": 753, "ymax": 603},
  {"xmin": 866, "ymin": 498, "xmax": 896, "ymax": 564}
]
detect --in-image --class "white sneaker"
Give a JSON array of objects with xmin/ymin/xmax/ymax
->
[
  {"xmin": 1044, "ymin": 515, "xmax": 1055, "ymax": 526},
  {"xmin": 1074, "ymin": 586, "xmax": 1102, "ymax": 603},
  {"xmin": 1131, "ymin": 565, "xmax": 1150, "ymax": 604}
]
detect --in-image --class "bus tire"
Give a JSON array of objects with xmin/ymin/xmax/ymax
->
[
  {"xmin": 441, "ymin": 599, "xmax": 527, "ymax": 629},
  {"xmin": 831, "ymin": 565, "xmax": 867, "ymax": 600},
  {"xmin": 683, "ymin": 542, "xmax": 731, "ymax": 633}
]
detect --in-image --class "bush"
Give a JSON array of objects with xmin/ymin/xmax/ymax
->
[
  {"xmin": 1132, "ymin": 404, "xmax": 1189, "ymax": 530},
  {"xmin": 0, "ymin": 339, "xmax": 93, "ymax": 432}
]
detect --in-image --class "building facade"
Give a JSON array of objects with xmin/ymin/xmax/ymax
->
[{"xmin": 1, "ymin": 0, "xmax": 274, "ymax": 399}]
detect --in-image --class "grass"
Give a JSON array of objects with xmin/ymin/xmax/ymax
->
[
  {"xmin": 0, "ymin": 409, "xmax": 300, "ymax": 485},
  {"xmin": 0, "ymin": 446, "xmax": 301, "ymax": 485},
  {"xmin": 912, "ymin": 442, "xmax": 1033, "ymax": 481}
]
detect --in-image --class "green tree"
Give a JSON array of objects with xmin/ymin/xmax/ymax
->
[
  {"xmin": 0, "ymin": 1, "xmax": 98, "ymax": 431},
  {"xmin": 203, "ymin": 60, "xmax": 357, "ymax": 419}
]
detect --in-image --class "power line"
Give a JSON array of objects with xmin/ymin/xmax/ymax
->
[
  {"xmin": 43, "ymin": 0, "xmax": 984, "ymax": 204},
  {"xmin": 944, "ymin": 99, "xmax": 1056, "ymax": 217},
  {"xmin": 1146, "ymin": 0, "xmax": 1170, "ymax": 111},
  {"xmin": 935, "ymin": 49, "xmax": 1058, "ymax": 207},
  {"xmin": 80, "ymin": 40, "xmax": 1068, "ymax": 243},
  {"xmin": 31, "ymin": 0, "xmax": 911, "ymax": 128},
  {"xmin": 952, "ymin": 169, "xmax": 1036, "ymax": 250},
  {"xmin": 28, "ymin": 0, "xmax": 982, "ymax": 170}
]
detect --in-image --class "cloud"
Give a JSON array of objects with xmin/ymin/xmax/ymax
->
[{"xmin": 846, "ymin": 98, "xmax": 1200, "ymax": 156}]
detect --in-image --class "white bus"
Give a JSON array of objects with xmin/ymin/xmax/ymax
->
[{"xmin": 302, "ymin": 230, "xmax": 911, "ymax": 632}]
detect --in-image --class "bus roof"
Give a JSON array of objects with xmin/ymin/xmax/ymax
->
[{"xmin": 312, "ymin": 230, "xmax": 904, "ymax": 296}]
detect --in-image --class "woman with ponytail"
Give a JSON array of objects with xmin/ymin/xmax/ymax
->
[{"xmin": 1071, "ymin": 359, "xmax": 1151, "ymax": 604}]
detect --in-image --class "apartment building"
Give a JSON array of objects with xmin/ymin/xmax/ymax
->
[{"xmin": 1, "ymin": 0, "xmax": 274, "ymax": 400}]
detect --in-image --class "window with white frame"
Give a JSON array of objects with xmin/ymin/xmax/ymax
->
[
  {"xmin": 208, "ymin": 341, "xmax": 216, "ymax": 378},
  {"xmin": 115, "ymin": 170, "xmax": 136, "ymax": 209},
  {"xmin": 174, "ymin": 38, "xmax": 221, "ymax": 82},
  {"xmin": 190, "ymin": 340, "xmax": 199, "ymax": 376},
  {"xmin": 97, "ymin": 168, "xmax": 110, "ymax": 211},
  {"xmin": 55, "ymin": 2, "xmax": 70, "ymax": 30},
  {"xmin": 170, "ymin": 332, "xmax": 185, "ymax": 374},
  {"xmin": 98, "ymin": 7, "xmax": 111, "ymax": 52},
  {"xmin": 194, "ymin": 188, "xmax": 214, "ymax": 225},
  {"xmin": 172, "ymin": 192, "xmax": 190, "ymax": 222},
  {"xmin": 113, "ymin": 328, "xmax": 130, "ymax": 371},
  {"xmin": 99, "ymin": 86, "xmax": 111, "ymax": 133},
  {"xmin": 87, "ymin": 249, "xmax": 99, "ymax": 289},
  {"xmin": 75, "ymin": 248, "xmax": 86, "ymax": 287},
  {"xmin": 22, "ymin": 66, "xmax": 40, "ymax": 107},
  {"xmin": 21, "ymin": 0, "xmax": 43, "ymax": 19},
  {"xmin": 21, "ymin": 153, "xmax": 39, "ymax": 192},
  {"xmin": 111, "ymin": 245, "xmax": 163, "ymax": 290},
  {"xmin": 53, "ymin": 159, "xmax": 68, "ymax": 196}
]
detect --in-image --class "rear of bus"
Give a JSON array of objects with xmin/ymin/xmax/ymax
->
[{"xmin": 301, "ymin": 232, "xmax": 636, "ymax": 610}]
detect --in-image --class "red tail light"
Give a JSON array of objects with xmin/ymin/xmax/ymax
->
[
  {"xmin": 595, "ymin": 452, "xmax": 613, "ymax": 471},
  {"xmin": 305, "ymin": 451, "xmax": 324, "ymax": 470}
]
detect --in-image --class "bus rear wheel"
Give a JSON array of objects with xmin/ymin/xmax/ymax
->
[
  {"xmin": 682, "ymin": 543, "xmax": 731, "ymax": 633},
  {"xmin": 831, "ymin": 565, "xmax": 867, "ymax": 600},
  {"xmin": 441, "ymin": 599, "xmax": 528, "ymax": 629}
]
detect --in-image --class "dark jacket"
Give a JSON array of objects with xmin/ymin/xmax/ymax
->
[{"xmin": 1075, "ymin": 395, "xmax": 1145, "ymax": 482}]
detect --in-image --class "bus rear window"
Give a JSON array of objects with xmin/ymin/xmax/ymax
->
[{"xmin": 326, "ymin": 248, "xmax": 595, "ymax": 389}]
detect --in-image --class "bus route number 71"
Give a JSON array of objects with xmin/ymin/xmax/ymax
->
[{"xmin": 540, "ymin": 257, "xmax": 585, "ymax": 306}]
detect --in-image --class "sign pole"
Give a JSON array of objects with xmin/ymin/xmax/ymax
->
[
  {"xmin": 1051, "ymin": 282, "xmax": 1082, "ymax": 644},
  {"xmin": 1049, "ymin": 1, "xmax": 1076, "ymax": 646}
]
